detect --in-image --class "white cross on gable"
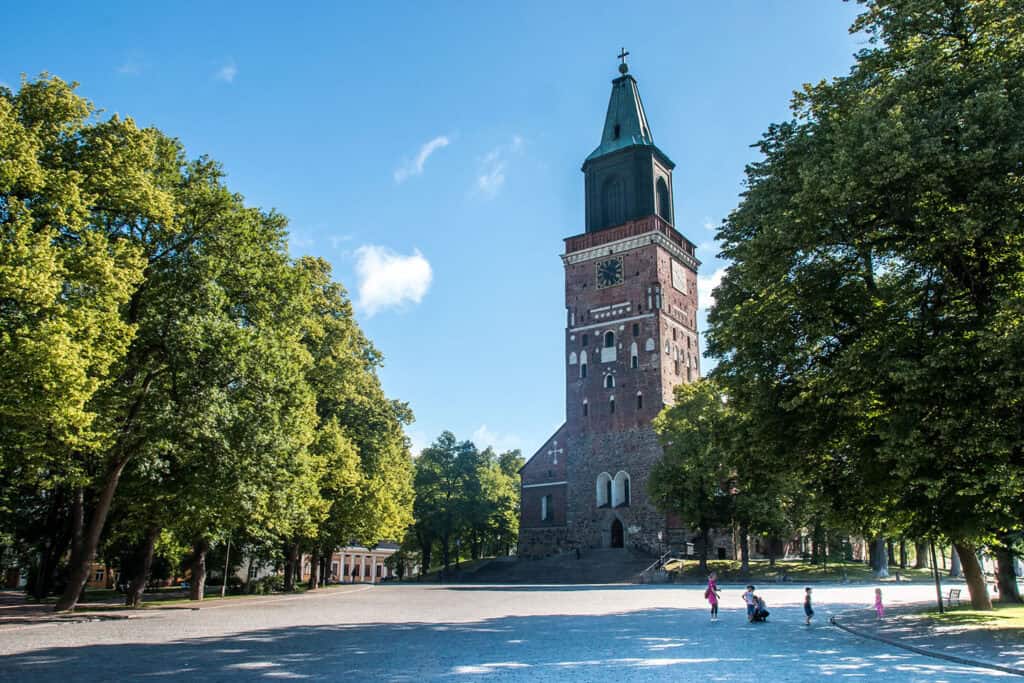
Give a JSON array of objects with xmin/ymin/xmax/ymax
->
[{"xmin": 547, "ymin": 440, "xmax": 564, "ymax": 465}]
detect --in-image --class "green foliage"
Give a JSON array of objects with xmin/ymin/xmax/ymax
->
[
  {"xmin": 0, "ymin": 75, "xmax": 416, "ymax": 608},
  {"xmin": 411, "ymin": 433, "xmax": 521, "ymax": 571},
  {"xmin": 706, "ymin": 0, "xmax": 1024, "ymax": 603}
]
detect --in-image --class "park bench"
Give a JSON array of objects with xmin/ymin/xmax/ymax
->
[{"xmin": 945, "ymin": 588, "xmax": 961, "ymax": 607}]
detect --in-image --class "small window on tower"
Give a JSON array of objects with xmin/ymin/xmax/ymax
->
[
  {"xmin": 613, "ymin": 123, "xmax": 621, "ymax": 140},
  {"xmin": 636, "ymin": 393, "xmax": 643, "ymax": 410},
  {"xmin": 583, "ymin": 401, "xmax": 589, "ymax": 416},
  {"xmin": 604, "ymin": 375, "xmax": 615, "ymax": 389},
  {"xmin": 604, "ymin": 331, "xmax": 615, "ymax": 348},
  {"xmin": 582, "ymin": 334, "xmax": 589, "ymax": 347},
  {"xmin": 632, "ymin": 323, "xmax": 639, "ymax": 337},
  {"xmin": 609, "ymin": 396, "xmax": 616, "ymax": 414}
]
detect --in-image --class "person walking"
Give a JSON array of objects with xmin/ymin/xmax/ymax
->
[
  {"xmin": 873, "ymin": 588, "xmax": 885, "ymax": 619},
  {"xmin": 705, "ymin": 571, "xmax": 721, "ymax": 621},
  {"xmin": 742, "ymin": 585, "xmax": 756, "ymax": 622},
  {"xmin": 803, "ymin": 587, "xmax": 814, "ymax": 625}
]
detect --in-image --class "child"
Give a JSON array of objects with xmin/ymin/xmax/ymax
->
[
  {"xmin": 873, "ymin": 587, "xmax": 884, "ymax": 619},
  {"xmin": 705, "ymin": 571, "xmax": 721, "ymax": 621},
  {"xmin": 742, "ymin": 585, "xmax": 756, "ymax": 622},
  {"xmin": 804, "ymin": 587, "xmax": 814, "ymax": 625},
  {"xmin": 752, "ymin": 594, "xmax": 769, "ymax": 622}
]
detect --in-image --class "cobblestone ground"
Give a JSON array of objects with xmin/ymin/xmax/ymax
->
[{"xmin": 0, "ymin": 583, "xmax": 1010, "ymax": 681}]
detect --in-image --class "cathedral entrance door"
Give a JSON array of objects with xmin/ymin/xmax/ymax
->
[{"xmin": 610, "ymin": 519, "xmax": 624, "ymax": 548}]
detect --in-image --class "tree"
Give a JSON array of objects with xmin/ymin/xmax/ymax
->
[
  {"xmin": 650, "ymin": 381, "xmax": 734, "ymax": 572},
  {"xmin": 706, "ymin": 0, "xmax": 1024, "ymax": 609}
]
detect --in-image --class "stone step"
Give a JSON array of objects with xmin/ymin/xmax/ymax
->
[{"xmin": 456, "ymin": 549, "xmax": 655, "ymax": 584}]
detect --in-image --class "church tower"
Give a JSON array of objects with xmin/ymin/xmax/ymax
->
[{"xmin": 519, "ymin": 56, "xmax": 702, "ymax": 558}]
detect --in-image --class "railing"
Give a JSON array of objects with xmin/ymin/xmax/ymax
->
[
  {"xmin": 638, "ymin": 549, "xmax": 673, "ymax": 583},
  {"xmin": 564, "ymin": 215, "xmax": 696, "ymax": 256}
]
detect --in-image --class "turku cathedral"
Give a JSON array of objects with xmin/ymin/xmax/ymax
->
[{"xmin": 518, "ymin": 57, "xmax": 703, "ymax": 558}]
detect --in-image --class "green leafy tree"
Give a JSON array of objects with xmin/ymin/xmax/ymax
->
[
  {"xmin": 650, "ymin": 381, "xmax": 734, "ymax": 572},
  {"xmin": 707, "ymin": 0, "xmax": 1024, "ymax": 609}
]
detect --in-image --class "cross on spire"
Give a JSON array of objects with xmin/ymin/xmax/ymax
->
[
  {"xmin": 617, "ymin": 47, "xmax": 629, "ymax": 65},
  {"xmin": 548, "ymin": 440, "xmax": 564, "ymax": 465}
]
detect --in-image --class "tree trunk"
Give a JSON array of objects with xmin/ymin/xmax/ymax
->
[
  {"xmin": 420, "ymin": 542, "xmax": 432, "ymax": 580},
  {"xmin": 308, "ymin": 548, "xmax": 320, "ymax": 590},
  {"xmin": 31, "ymin": 488, "xmax": 71, "ymax": 601},
  {"xmin": 994, "ymin": 547, "xmax": 1023, "ymax": 604},
  {"xmin": 283, "ymin": 542, "xmax": 298, "ymax": 591},
  {"xmin": 950, "ymin": 546, "xmax": 962, "ymax": 578},
  {"xmin": 54, "ymin": 458, "xmax": 129, "ymax": 612},
  {"xmin": 698, "ymin": 528, "xmax": 710, "ymax": 572},
  {"xmin": 739, "ymin": 526, "xmax": 750, "ymax": 574},
  {"xmin": 872, "ymin": 537, "xmax": 889, "ymax": 578},
  {"xmin": 188, "ymin": 539, "xmax": 210, "ymax": 601},
  {"xmin": 914, "ymin": 541, "xmax": 929, "ymax": 569},
  {"xmin": 441, "ymin": 534, "xmax": 451, "ymax": 575},
  {"xmin": 126, "ymin": 526, "xmax": 160, "ymax": 608},
  {"xmin": 953, "ymin": 540, "xmax": 991, "ymax": 610},
  {"xmin": 899, "ymin": 539, "xmax": 908, "ymax": 569},
  {"xmin": 887, "ymin": 539, "xmax": 897, "ymax": 566},
  {"xmin": 767, "ymin": 535, "xmax": 777, "ymax": 567}
]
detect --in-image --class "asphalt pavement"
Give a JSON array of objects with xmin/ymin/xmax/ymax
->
[{"xmin": 0, "ymin": 583, "xmax": 1011, "ymax": 681}]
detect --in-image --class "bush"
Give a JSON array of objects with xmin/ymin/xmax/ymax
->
[{"xmin": 248, "ymin": 574, "xmax": 284, "ymax": 595}]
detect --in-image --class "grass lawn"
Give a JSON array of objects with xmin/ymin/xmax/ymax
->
[
  {"xmin": 921, "ymin": 603, "xmax": 1024, "ymax": 632},
  {"xmin": 663, "ymin": 558, "xmax": 936, "ymax": 583}
]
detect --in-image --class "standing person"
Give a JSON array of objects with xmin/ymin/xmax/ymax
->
[
  {"xmin": 873, "ymin": 588, "xmax": 884, "ymax": 619},
  {"xmin": 705, "ymin": 571, "xmax": 721, "ymax": 621},
  {"xmin": 803, "ymin": 587, "xmax": 814, "ymax": 625},
  {"xmin": 742, "ymin": 585, "xmax": 756, "ymax": 622}
]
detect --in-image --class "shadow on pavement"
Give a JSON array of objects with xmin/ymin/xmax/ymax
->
[{"xmin": 0, "ymin": 605, "xmax": 1003, "ymax": 681}]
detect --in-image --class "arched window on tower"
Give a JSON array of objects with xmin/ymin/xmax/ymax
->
[
  {"xmin": 568, "ymin": 351, "xmax": 577, "ymax": 366},
  {"xmin": 630, "ymin": 342, "xmax": 638, "ymax": 369},
  {"xmin": 580, "ymin": 351, "xmax": 588, "ymax": 378},
  {"xmin": 636, "ymin": 392, "xmax": 643, "ymax": 410},
  {"xmin": 604, "ymin": 331, "xmax": 615, "ymax": 348},
  {"xmin": 657, "ymin": 177, "xmax": 671, "ymax": 223},
  {"xmin": 601, "ymin": 176, "xmax": 625, "ymax": 227},
  {"xmin": 604, "ymin": 374, "xmax": 615, "ymax": 389},
  {"xmin": 582, "ymin": 399, "xmax": 589, "ymax": 417},
  {"xmin": 596, "ymin": 472, "xmax": 612, "ymax": 507},
  {"xmin": 613, "ymin": 471, "xmax": 631, "ymax": 507},
  {"xmin": 609, "ymin": 395, "xmax": 616, "ymax": 414}
]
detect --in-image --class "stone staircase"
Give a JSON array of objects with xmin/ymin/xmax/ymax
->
[{"xmin": 457, "ymin": 548, "xmax": 655, "ymax": 584}]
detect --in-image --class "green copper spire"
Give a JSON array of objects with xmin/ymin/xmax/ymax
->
[
  {"xmin": 581, "ymin": 53, "xmax": 676, "ymax": 233},
  {"xmin": 585, "ymin": 52, "xmax": 657, "ymax": 163}
]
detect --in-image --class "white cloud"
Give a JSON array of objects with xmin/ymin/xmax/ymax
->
[
  {"xmin": 698, "ymin": 267, "xmax": 726, "ymax": 314},
  {"xmin": 472, "ymin": 424, "xmax": 521, "ymax": 453},
  {"xmin": 703, "ymin": 217, "xmax": 717, "ymax": 231},
  {"xmin": 394, "ymin": 136, "xmax": 450, "ymax": 183},
  {"xmin": 215, "ymin": 60, "xmax": 237, "ymax": 83},
  {"xmin": 476, "ymin": 136, "xmax": 524, "ymax": 199},
  {"xmin": 477, "ymin": 151, "xmax": 506, "ymax": 197},
  {"xmin": 354, "ymin": 245, "xmax": 432, "ymax": 316}
]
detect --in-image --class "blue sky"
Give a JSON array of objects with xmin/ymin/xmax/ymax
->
[{"xmin": 2, "ymin": 1, "xmax": 864, "ymax": 457}]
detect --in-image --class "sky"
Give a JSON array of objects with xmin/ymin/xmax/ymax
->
[{"xmin": 1, "ymin": 1, "xmax": 865, "ymax": 458}]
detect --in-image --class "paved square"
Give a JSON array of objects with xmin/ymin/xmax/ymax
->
[{"xmin": 0, "ymin": 584, "xmax": 1008, "ymax": 681}]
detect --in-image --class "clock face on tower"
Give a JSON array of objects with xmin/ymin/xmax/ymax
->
[{"xmin": 596, "ymin": 257, "xmax": 624, "ymax": 289}]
